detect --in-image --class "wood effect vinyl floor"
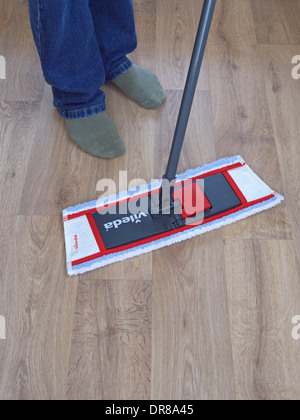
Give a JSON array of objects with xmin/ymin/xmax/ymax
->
[{"xmin": 0, "ymin": 0, "xmax": 300, "ymax": 400}]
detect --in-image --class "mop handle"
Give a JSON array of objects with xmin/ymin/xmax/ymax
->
[{"xmin": 164, "ymin": 0, "xmax": 217, "ymax": 181}]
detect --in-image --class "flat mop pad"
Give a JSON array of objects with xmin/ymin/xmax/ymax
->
[{"xmin": 63, "ymin": 156, "xmax": 283, "ymax": 276}]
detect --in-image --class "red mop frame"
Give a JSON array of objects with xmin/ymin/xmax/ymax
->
[{"xmin": 65, "ymin": 161, "xmax": 275, "ymax": 268}]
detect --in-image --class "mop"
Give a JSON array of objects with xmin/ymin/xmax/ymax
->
[{"xmin": 63, "ymin": 0, "xmax": 283, "ymax": 276}]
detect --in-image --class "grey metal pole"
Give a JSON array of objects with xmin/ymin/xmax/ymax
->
[{"xmin": 164, "ymin": 0, "xmax": 217, "ymax": 181}]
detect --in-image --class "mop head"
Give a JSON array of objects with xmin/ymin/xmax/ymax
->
[{"xmin": 63, "ymin": 156, "xmax": 283, "ymax": 276}]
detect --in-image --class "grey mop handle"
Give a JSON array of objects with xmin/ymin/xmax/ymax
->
[{"xmin": 164, "ymin": 0, "xmax": 217, "ymax": 181}]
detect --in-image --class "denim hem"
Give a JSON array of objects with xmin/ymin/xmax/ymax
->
[
  {"xmin": 105, "ymin": 58, "xmax": 133, "ymax": 82},
  {"xmin": 57, "ymin": 103, "xmax": 107, "ymax": 120}
]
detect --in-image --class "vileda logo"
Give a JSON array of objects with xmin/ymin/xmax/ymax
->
[
  {"xmin": 74, "ymin": 235, "xmax": 79, "ymax": 250},
  {"xmin": 104, "ymin": 212, "xmax": 148, "ymax": 231}
]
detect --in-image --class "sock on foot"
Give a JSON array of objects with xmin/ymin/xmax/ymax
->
[
  {"xmin": 66, "ymin": 113, "xmax": 126, "ymax": 159},
  {"xmin": 112, "ymin": 64, "xmax": 166, "ymax": 110}
]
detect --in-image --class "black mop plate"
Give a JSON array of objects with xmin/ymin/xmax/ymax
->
[{"xmin": 92, "ymin": 173, "xmax": 242, "ymax": 250}]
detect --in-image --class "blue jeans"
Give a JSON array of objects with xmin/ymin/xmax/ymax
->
[{"xmin": 28, "ymin": 0, "xmax": 137, "ymax": 119}]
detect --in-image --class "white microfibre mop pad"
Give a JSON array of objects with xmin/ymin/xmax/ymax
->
[{"xmin": 63, "ymin": 156, "xmax": 284, "ymax": 276}]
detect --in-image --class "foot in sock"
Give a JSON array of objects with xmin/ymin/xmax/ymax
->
[
  {"xmin": 66, "ymin": 113, "xmax": 126, "ymax": 159},
  {"xmin": 112, "ymin": 64, "xmax": 166, "ymax": 110}
]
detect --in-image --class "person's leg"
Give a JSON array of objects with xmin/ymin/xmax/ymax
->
[
  {"xmin": 28, "ymin": 0, "xmax": 125, "ymax": 158},
  {"xmin": 89, "ymin": 0, "xmax": 137, "ymax": 78},
  {"xmin": 89, "ymin": 0, "xmax": 166, "ymax": 110}
]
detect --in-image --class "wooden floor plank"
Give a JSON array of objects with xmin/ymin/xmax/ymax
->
[
  {"xmin": 156, "ymin": 0, "xmax": 210, "ymax": 91},
  {"xmin": 131, "ymin": 0, "xmax": 157, "ymax": 73},
  {"xmin": 0, "ymin": 101, "xmax": 41, "ymax": 218},
  {"xmin": 259, "ymin": 45, "xmax": 300, "ymax": 271},
  {"xmin": 151, "ymin": 231, "xmax": 235, "ymax": 400},
  {"xmin": 0, "ymin": 0, "xmax": 14, "ymax": 43},
  {"xmin": 0, "ymin": 0, "xmax": 44, "ymax": 102},
  {"xmin": 251, "ymin": 0, "xmax": 300, "ymax": 45},
  {"xmin": 0, "ymin": 216, "xmax": 78, "ymax": 400},
  {"xmin": 210, "ymin": 0, "xmax": 257, "ymax": 46},
  {"xmin": 67, "ymin": 280, "xmax": 151, "ymax": 400},
  {"xmin": 209, "ymin": 35, "xmax": 291, "ymax": 240},
  {"xmin": 224, "ymin": 239, "xmax": 300, "ymax": 400}
]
